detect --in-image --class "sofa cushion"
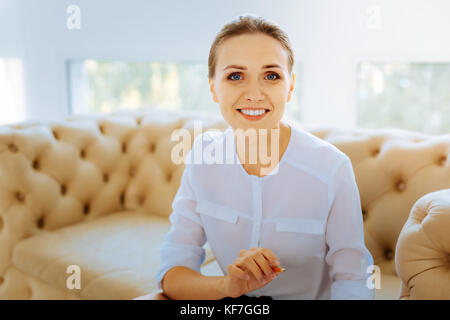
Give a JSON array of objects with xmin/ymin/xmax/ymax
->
[{"xmin": 11, "ymin": 211, "xmax": 216, "ymax": 299}]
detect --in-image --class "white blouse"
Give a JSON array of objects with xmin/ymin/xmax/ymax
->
[{"xmin": 155, "ymin": 123, "xmax": 375, "ymax": 300}]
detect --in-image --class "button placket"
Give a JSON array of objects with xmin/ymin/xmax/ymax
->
[
  {"xmin": 250, "ymin": 177, "xmax": 263, "ymax": 248},
  {"xmin": 250, "ymin": 177, "xmax": 264, "ymax": 296}
]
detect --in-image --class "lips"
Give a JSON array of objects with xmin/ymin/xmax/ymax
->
[
  {"xmin": 236, "ymin": 107, "xmax": 271, "ymax": 111},
  {"xmin": 236, "ymin": 107, "xmax": 270, "ymax": 121}
]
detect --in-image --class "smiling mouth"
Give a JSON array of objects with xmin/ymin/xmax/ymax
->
[{"xmin": 236, "ymin": 108, "xmax": 270, "ymax": 121}]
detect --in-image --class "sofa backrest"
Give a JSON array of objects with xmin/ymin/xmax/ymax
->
[
  {"xmin": 310, "ymin": 127, "xmax": 450, "ymax": 276},
  {"xmin": 0, "ymin": 108, "xmax": 227, "ymax": 275}
]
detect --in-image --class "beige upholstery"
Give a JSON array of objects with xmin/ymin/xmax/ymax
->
[
  {"xmin": 395, "ymin": 189, "xmax": 450, "ymax": 299},
  {"xmin": 0, "ymin": 109, "xmax": 225, "ymax": 299},
  {"xmin": 312, "ymin": 127, "xmax": 450, "ymax": 299},
  {"xmin": 11, "ymin": 211, "xmax": 216, "ymax": 299},
  {"xmin": 0, "ymin": 108, "xmax": 449, "ymax": 299}
]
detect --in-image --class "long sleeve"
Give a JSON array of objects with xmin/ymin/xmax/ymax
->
[
  {"xmin": 325, "ymin": 156, "xmax": 375, "ymax": 300},
  {"xmin": 155, "ymin": 158, "xmax": 207, "ymax": 291}
]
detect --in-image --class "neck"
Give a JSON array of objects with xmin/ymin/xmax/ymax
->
[{"xmin": 233, "ymin": 121, "xmax": 290, "ymax": 172}]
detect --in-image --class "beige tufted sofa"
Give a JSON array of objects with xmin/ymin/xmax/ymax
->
[{"xmin": 0, "ymin": 108, "xmax": 449, "ymax": 300}]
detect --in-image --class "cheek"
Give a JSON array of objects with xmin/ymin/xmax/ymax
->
[
  {"xmin": 217, "ymin": 84, "xmax": 240, "ymax": 104},
  {"xmin": 268, "ymin": 85, "xmax": 289, "ymax": 104},
  {"xmin": 272, "ymin": 89, "xmax": 287, "ymax": 100}
]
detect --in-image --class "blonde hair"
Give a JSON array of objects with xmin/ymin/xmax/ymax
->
[{"xmin": 208, "ymin": 15, "xmax": 294, "ymax": 79}]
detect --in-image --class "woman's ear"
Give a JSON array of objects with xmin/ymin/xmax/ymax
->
[
  {"xmin": 209, "ymin": 79, "xmax": 219, "ymax": 103},
  {"xmin": 287, "ymin": 72, "xmax": 295, "ymax": 102}
]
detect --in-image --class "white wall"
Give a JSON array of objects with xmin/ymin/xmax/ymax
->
[{"xmin": 1, "ymin": 0, "xmax": 450, "ymax": 128}]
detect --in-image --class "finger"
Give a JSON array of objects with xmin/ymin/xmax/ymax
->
[
  {"xmin": 227, "ymin": 264, "xmax": 249, "ymax": 280},
  {"xmin": 253, "ymin": 251, "xmax": 274, "ymax": 278},
  {"xmin": 260, "ymin": 248, "xmax": 280, "ymax": 266},
  {"xmin": 237, "ymin": 257, "xmax": 265, "ymax": 281},
  {"xmin": 238, "ymin": 249, "xmax": 248, "ymax": 257}
]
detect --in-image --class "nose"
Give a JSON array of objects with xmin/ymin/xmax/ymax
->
[{"xmin": 245, "ymin": 80, "xmax": 265, "ymax": 102}]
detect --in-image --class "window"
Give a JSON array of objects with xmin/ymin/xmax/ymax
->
[
  {"xmin": 357, "ymin": 62, "xmax": 450, "ymax": 134},
  {"xmin": 67, "ymin": 60, "xmax": 302, "ymax": 122},
  {"xmin": 0, "ymin": 58, "xmax": 25, "ymax": 125}
]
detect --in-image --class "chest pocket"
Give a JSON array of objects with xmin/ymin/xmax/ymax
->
[
  {"xmin": 196, "ymin": 200, "xmax": 240, "ymax": 224},
  {"xmin": 195, "ymin": 200, "xmax": 243, "ymax": 261}
]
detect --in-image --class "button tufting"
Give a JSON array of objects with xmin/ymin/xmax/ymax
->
[
  {"xmin": 52, "ymin": 130, "xmax": 59, "ymax": 140},
  {"xmin": 149, "ymin": 142, "xmax": 156, "ymax": 153},
  {"xmin": 396, "ymin": 180, "xmax": 406, "ymax": 192},
  {"xmin": 32, "ymin": 159, "xmax": 40, "ymax": 170},
  {"xmin": 8, "ymin": 143, "xmax": 18, "ymax": 152},
  {"xmin": 166, "ymin": 172, "xmax": 172, "ymax": 182},
  {"xmin": 384, "ymin": 248, "xmax": 394, "ymax": 260},
  {"xmin": 371, "ymin": 148, "xmax": 380, "ymax": 157},
  {"xmin": 60, "ymin": 184, "xmax": 67, "ymax": 195},
  {"xmin": 15, "ymin": 191, "xmax": 25, "ymax": 202},
  {"xmin": 99, "ymin": 125, "xmax": 105, "ymax": 134},
  {"xmin": 36, "ymin": 216, "xmax": 45, "ymax": 229},
  {"xmin": 103, "ymin": 173, "xmax": 109, "ymax": 183},
  {"xmin": 122, "ymin": 143, "xmax": 127, "ymax": 153},
  {"xmin": 120, "ymin": 192, "xmax": 125, "ymax": 206},
  {"xmin": 362, "ymin": 209, "xmax": 368, "ymax": 221},
  {"xmin": 83, "ymin": 203, "xmax": 90, "ymax": 215},
  {"xmin": 80, "ymin": 149, "xmax": 86, "ymax": 159},
  {"xmin": 437, "ymin": 155, "xmax": 447, "ymax": 166}
]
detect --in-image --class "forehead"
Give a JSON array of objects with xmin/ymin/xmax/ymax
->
[{"xmin": 215, "ymin": 33, "xmax": 289, "ymax": 70}]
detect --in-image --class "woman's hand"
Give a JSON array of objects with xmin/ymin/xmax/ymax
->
[{"xmin": 221, "ymin": 247, "xmax": 281, "ymax": 298}]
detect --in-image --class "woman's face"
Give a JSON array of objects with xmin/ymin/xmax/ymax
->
[{"xmin": 209, "ymin": 33, "xmax": 295, "ymax": 132}]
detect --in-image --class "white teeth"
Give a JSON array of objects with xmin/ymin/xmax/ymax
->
[{"xmin": 240, "ymin": 109, "xmax": 266, "ymax": 116}]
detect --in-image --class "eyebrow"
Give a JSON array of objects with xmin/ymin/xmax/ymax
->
[{"xmin": 223, "ymin": 64, "xmax": 282, "ymax": 71}]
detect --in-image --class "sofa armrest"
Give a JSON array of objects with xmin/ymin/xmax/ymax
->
[{"xmin": 395, "ymin": 189, "xmax": 450, "ymax": 299}]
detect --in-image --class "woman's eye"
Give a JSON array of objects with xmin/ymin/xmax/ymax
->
[
  {"xmin": 265, "ymin": 73, "xmax": 280, "ymax": 80},
  {"xmin": 228, "ymin": 73, "xmax": 242, "ymax": 81}
]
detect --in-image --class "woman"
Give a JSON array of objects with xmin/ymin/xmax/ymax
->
[{"xmin": 135, "ymin": 15, "xmax": 374, "ymax": 300}]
